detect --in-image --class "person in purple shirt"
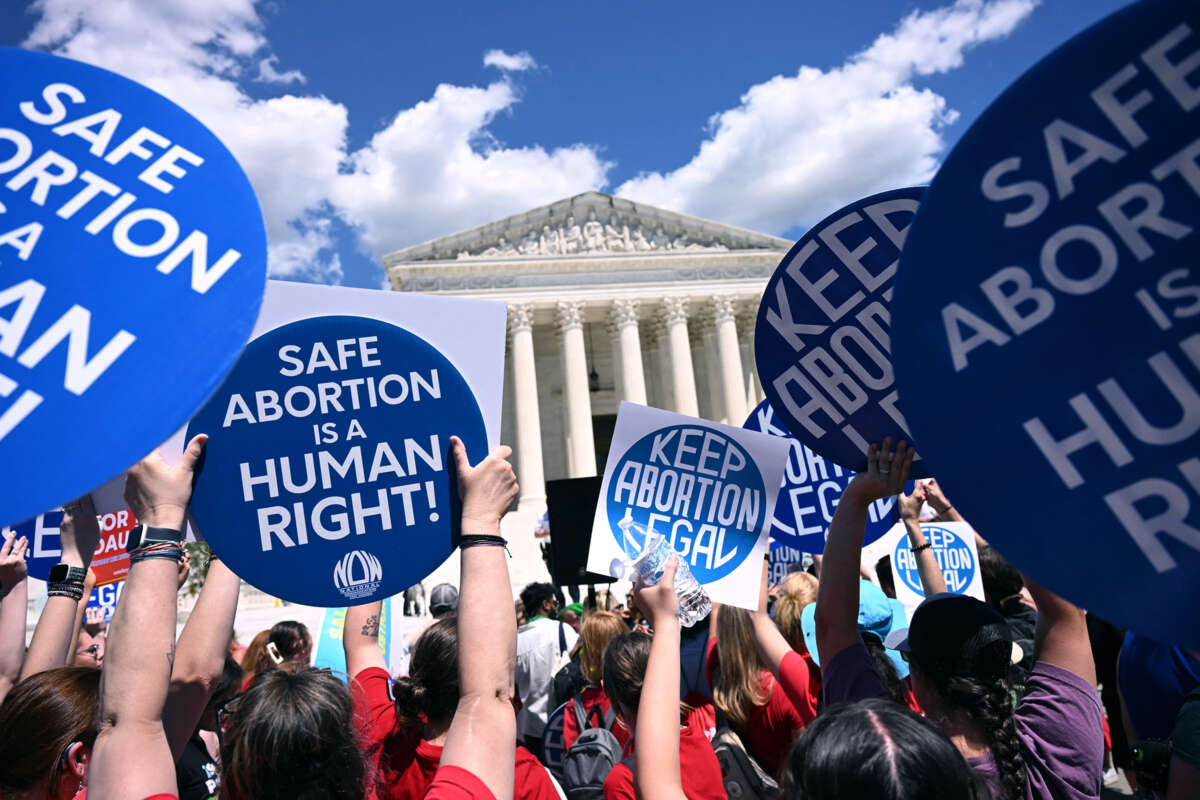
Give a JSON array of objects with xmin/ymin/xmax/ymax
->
[{"xmin": 813, "ymin": 438, "xmax": 1104, "ymax": 800}]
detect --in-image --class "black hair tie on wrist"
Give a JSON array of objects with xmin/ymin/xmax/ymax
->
[
  {"xmin": 911, "ymin": 542, "xmax": 932, "ymax": 554},
  {"xmin": 460, "ymin": 534, "xmax": 510, "ymax": 556}
]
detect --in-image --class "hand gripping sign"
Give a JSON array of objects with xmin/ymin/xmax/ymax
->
[
  {"xmin": 0, "ymin": 49, "xmax": 267, "ymax": 527},
  {"xmin": 587, "ymin": 402, "xmax": 789, "ymax": 610},
  {"xmin": 4, "ymin": 505, "xmax": 137, "ymax": 586},
  {"xmin": 756, "ymin": 187, "xmax": 928, "ymax": 478},
  {"xmin": 891, "ymin": 0, "xmax": 1200, "ymax": 648},
  {"xmin": 186, "ymin": 316, "xmax": 487, "ymax": 607},
  {"xmin": 743, "ymin": 399, "xmax": 905, "ymax": 554}
]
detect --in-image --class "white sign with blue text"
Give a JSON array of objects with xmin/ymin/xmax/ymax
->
[
  {"xmin": 863, "ymin": 521, "xmax": 984, "ymax": 620},
  {"xmin": 587, "ymin": 402, "xmax": 789, "ymax": 610},
  {"xmin": 186, "ymin": 283, "xmax": 505, "ymax": 608},
  {"xmin": 755, "ymin": 187, "xmax": 928, "ymax": 477},
  {"xmin": 0, "ymin": 48, "xmax": 267, "ymax": 527},
  {"xmin": 891, "ymin": 0, "xmax": 1200, "ymax": 649}
]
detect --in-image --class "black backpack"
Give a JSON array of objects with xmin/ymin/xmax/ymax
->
[
  {"xmin": 710, "ymin": 709, "xmax": 779, "ymax": 800},
  {"xmin": 560, "ymin": 697, "xmax": 624, "ymax": 800}
]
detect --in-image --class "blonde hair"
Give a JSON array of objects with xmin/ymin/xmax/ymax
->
[
  {"xmin": 775, "ymin": 572, "xmax": 819, "ymax": 653},
  {"xmin": 714, "ymin": 606, "xmax": 769, "ymax": 729},
  {"xmin": 580, "ymin": 611, "xmax": 627, "ymax": 685}
]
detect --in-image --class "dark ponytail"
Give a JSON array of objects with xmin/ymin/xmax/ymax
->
[
  {"xmin": 393, "ymin": 617, "xmax": 459, "ymax": 728},
  {"xmin": 942, "ymin": 674, "xmax": 1027, "ymax": 800},
  {"xmin": 862, "ymin": 633, "xmax": 907, "ymax": 708}
]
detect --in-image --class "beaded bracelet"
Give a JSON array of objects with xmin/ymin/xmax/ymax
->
[{"xmin": 129, "ymin": 541, "xmax": 184, "ymax": 565}]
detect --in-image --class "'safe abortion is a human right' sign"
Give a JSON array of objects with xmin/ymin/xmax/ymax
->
[
  {"xmin": 0, "ymin": 48, "xmax": 266, "ymax": 526},
  {"xmin": 892, "ymin": 0, "xmax": 1200, "ymax": 648}
]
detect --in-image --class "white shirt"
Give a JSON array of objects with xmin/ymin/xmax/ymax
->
[{"xmin": 515, "ymin": 617, "xmax": 578, "ymax": 739}]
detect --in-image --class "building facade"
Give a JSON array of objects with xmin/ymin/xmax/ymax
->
[{"xmin": 384, "ymin": 191, "xmax": 790, "ymax": 587}]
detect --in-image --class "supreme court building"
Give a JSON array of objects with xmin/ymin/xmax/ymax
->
[{"xmin": 384, "ymin": 191, "xmax": 791, "ymax": 587}]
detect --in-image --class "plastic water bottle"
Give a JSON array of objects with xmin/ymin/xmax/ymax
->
[{"xmin": 610, "ymin": 516, "xmax": 712, "ymax": 627}]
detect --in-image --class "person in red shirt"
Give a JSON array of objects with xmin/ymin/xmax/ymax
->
[
  {"xmin": 771, "ymin": 572, "xmax": 822, "ymax": 712},
  {"xmin": 600, "ymin": 627, "xmax": 724, "ymax": 800},
  {"xmin": 557, "ymin": 610, "xmax": 632, "ymax": 754},
  {"xmin": 345, "ymin": 613, "xmax": 561, "ymax": 800}
]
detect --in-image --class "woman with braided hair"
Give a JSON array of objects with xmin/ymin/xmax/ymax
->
[{"xmin": 812, "ymin": 439, "xmax": 1104, "ymax": 800}]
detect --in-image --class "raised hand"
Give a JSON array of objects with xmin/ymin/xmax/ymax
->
[
  {"xmin": 898, "ymin": 482, "xmax": 927, "ymax": 521},
  {"xmin": 60, "ymin": 494, "xmax": 101, "ymax": 568},
  {"xmin": 0, "ymin": 531, "xmax": 27, "ymax": 596},
  {"xmin": 844, "ymin": 438, "xmax": 915, "ymax": 506},
  {"xmin": 124, "ymin": 434, "xmax": 207, "ymax": 531},
  {"xmin": 633, "ymin": 556, "xmax": 679, "ymax": 628},
  {"xmin": 451, "ymin": 436, "xmax": 519, "ymax": 532}
]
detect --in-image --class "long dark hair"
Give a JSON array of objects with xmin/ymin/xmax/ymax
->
[
  {"xmin": 0, "ymin": 667, "xmax": 100, "ymax": 795},
  {"xmin": 862, "ymin": 633, "xmax": 907, "ymax": 707},
  {"xmin": 784, "ymin": 698, "xmax": 989, "ymax": 800},
  {"xmin": 393, "ymin": 617, "xmax": 460, "ymax": 727},
  {"xmin": 220, "ymin": 666, "xmax": 366, "ymax": 800},
  {"xmin": 927, "ymin": 668, "xmax": 1025, "ymax": 800},
  {"xmin": 602, "ymin": 631, "xmax": 652, "ymax": 719}
]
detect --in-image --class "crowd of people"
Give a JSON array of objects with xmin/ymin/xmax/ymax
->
[{"xmin": 0, "ymin": 435, "xmax": 1197, "ymax": 800}]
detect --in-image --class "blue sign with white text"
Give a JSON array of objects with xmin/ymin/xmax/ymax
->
[
  {"xmin": 86, "ymin": 580, "xmax": 124, "ymax": 624},
  {"xmin": 743, "ymin": 400, "xmax": 903, "ymax": 553},
  {"xmin": 891, "ymin": 0, "xmax": 1200, "ymax": 649},
  {"xmin": 3, "ymin": 509, "xmax": 63, "ymax": 581},
  {"xmin": 606, "ymin": 424, "xmax": 766, "ymax": 583},
  {"xmin": 187, "ymin": 316, "xmax": 487, "ymax": 607},
  {"xmin": 892, "ymin": 525, "xmax": 976, "ymax": 596},
  {"xmin": 756, "ymin": 187, "xmax": 929, "ymax": 478},
  {"xmin": 0, "ymin": 49, "xmax": 267, "ymax": 527}
]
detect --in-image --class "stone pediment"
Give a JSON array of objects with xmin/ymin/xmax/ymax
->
[{"xmin": 384, "ymin": 191, "xmax": 791, "ymax": 264}]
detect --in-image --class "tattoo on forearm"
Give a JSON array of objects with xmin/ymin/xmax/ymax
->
[{"xmin": 361, "ymin": 615, "xmax": 380, "ymax": 637}]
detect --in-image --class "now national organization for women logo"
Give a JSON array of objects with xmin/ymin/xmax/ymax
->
[{"xmin": 333, "ymin": 549, "xmax": 383, "ymax": 600}]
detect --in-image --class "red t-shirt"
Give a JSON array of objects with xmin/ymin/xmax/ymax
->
[
  {"xmin": 601, "ymin": 711, "xmax": 723, "ymax": 800},
  {"xmin": 777, "ymin": 650, "xmax": 821, "ymax": 722},
  {"xmin": 559, "ymin": 686, "xmax": 633, "ymax": 753},
  {"xmin": 351, "ymin": 666, "xmax": 559, "ymax": 800},
  {"xmin": 705, "ymin": 637, "xmax": 812, "ymax": 776},
  {"xmin": 425, "ymin": 766, "xmax": 496, "ymax": 800}
]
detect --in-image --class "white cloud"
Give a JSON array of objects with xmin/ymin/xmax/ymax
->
[
  {"xmin": 257, "ymin": 55, "xmax": 305, "ymax": 85},
  {"xmin": 21, "ymin": 1, "xmax": 602, "ymax": 282},
  {"xmin": 617, "ymin": 0, "xmax": 1039, "ymax": 234},
  {"xmin": 482, "ymin": 49, "xmax": 537, "ymax": 72}
]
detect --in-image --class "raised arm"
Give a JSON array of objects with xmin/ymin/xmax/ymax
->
[
  {"xmin": 0, "ymin": 531, "xmax": 29, "ymax": 702},
  {"xmin": 923, "ymin": 478, "xmax": 963, "ymax": 523},
  {"xmin": 751, "ymin": 559, "xmax": 791, "ymax": 673},
  {"xmin": 632, "ymin": 558, "xmax": 687, "ymax": 800},
  {"xmin": 344, "ymin": 599, "xmax": 387, "ymax": 678},
  {"xmin": 814, "ymin": 439, "xmax": 913, "ymax": 667},
  {"xmin": 21, "ymin": 497, "xmax": 101, "ymax": 678},
  {"xmin": 1024, "ymin": 575, "xmax": 1096, "ymax": 686},
  {"xmin": 898, "ymin": 484, "xmax": 947, "ymax": 597},
  {"xmin": 163, "ymin": 557, "xmax": 242, "ymax": 758},
  {"xmin": 437, "ymin": 437, "xmax": 519, "ymax": 800},
  {"xmin": 89, "ymin": 435, "xmax": 207, "ymax": 800}
]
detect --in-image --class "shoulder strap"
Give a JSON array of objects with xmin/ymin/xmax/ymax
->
[
  {"xmin": 558, "ymin": 621, "xmax": 568, "ymax": 655},
  {"xmin": 572, "ymin": 695, "xmax": 589, "ymax": 732},
  {"xmin": 602, "ymin": 705, "xmax": 616, "ymax": 731}
]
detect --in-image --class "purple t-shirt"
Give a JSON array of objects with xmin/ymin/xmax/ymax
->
[{"xmin": 823, "ymin": 644, "xmax": 1103, "ymax": 800}]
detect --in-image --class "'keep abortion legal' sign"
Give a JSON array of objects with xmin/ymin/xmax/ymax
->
[
  {"xmin": 187, "ymin": 314, "xmax": 490, "ymax": 607},
  {"xmin": 756, "ymin": 188, "xmax": 928, "ymax": 477},
  {"xmin": 588, "ymin": 402, "xmax": 789, "ymax": 609},
  {"xmin": 743, "ymin": 399, "xmax": 904, "ymax": 554},
  {"xmin": 0, "ymin": 49, "xmax": 267, "ymax": 526},
  {"xmin": 892, "ymin": 0, "xmax": 1200, "ymax": 648}
]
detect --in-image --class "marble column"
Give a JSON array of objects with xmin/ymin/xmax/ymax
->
[
  {"xmin": 557, "ymin": 299, "xmax": 596, "ymax": 477},
  {"xmin": 696, "ymin": 317, "xmax": 725, "ymax": 423},
  {"xmin": 660, "ymin": 297, "xmax": 699, "ymax": 417},
  {"xmin": 713, "ymin": 296, "xmax": 748, "ymax": 425},
  {"xmin": 738, "ymin": 307, "xmax": 764, "ymax": 409},
  {"xmin": 609, "ymin": 298, "xmax": 647, "ymax": 406},
  {"xmin": 507, "ymin": 303, "xmax": 545, "ymax": 506}
]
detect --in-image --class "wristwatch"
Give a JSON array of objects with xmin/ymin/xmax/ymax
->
[
  {"xmin": 127, "ymin": 525, "xmax": 184, "ymax": 550},
  {"xmin": 47, "ymin": 564, "xmax": 87, "ymax": 584}
]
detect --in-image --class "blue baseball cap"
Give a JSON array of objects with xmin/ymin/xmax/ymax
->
[{"xmin": 801, "ymin": 580, "xmax": 910, "ymax": 679}]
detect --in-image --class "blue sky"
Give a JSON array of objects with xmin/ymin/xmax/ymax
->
[{"xmin": 2, "ymin": 0, "xmax": 1129, "ymax": 289}]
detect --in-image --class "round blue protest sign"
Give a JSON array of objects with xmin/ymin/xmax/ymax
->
[
  {"xmin": 606, "ymin": 424, "xmax": 766, "ymax": 583},
  {"xmin": 0, "ymin": 48, "xmax": 267, "ymax": 527},
  {"xmin": 187, "ymin": 316, "xmax": 487, "ymax": 607},
  {"xmin": 743, "ymin": 399, "xmax": 903, "ymax": 554},
  {"xmin": 891, "ymin": 524, "xmax": 976, "ymax": 597},
  {"xmin": 892, "ymin": 0, "xmax": 1200, "ymax": 648},
  {"xmin": 756, "ymin": 187, "xmax": 929, "ymax": 478}
]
